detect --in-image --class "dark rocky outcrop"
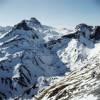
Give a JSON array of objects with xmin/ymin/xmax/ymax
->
[
  {"xmin": 14, "ymin": 20, "xmax": 32, "ymax": 30},
  {"xmin": 75, "ymin": 23, "xmax": 93, "ymax": 32},
  {"xmin": 62, "ymin": 33, "xmax": 76, "ymax": 39},
  {"xmin": 30, "ymin": 17, "xmax": 41, "ymax": 26},
  {"xmin": 92, "ymin": 26, "xmax": 100, "ymax": 40}
]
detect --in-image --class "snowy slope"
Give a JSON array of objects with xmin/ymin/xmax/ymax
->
[
  {"xmin": 0, "ymin": 18, "xmax": 100, "ymax": 100},
  {"xmin": 0, "ymin": 19, "xmax": 68, "ymax": 99},
  {"xmin": 34, "ymin": 24, "xmax": 100, "ymax": 100},
  {"xmin": 25, "ymin": 17, "xmax": 73, "ymax": 42},
  {"xmin": 46, "ymin": 24, "xmax": 99, "ymax": 71},
  {"xmin": 36, "ymin": 55, "xmax": 100, "ymax": 100}
]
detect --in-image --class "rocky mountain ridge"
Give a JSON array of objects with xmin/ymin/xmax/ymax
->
[{"xmin": 0, "ymin": 18, "xmax": 100, "ymax": 100}]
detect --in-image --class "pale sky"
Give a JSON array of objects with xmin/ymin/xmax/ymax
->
[{"xmin": 0, "ymin": 0, "xmax": 100, "ymax": 29}]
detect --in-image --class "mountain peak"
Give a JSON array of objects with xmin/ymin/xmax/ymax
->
[
  {"xmin": 30, "ymin": 17, "xmax": 41, "ymax": 25},
  {"xmin": 14, "ymin": 20, "xmax": 32, "ymax": 30},
  {"xmin": 75, "ymin": 23, "xmax": 93, "ymax": 32}
]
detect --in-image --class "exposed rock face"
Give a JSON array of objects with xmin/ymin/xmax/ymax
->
[
  {"xmin": 93, "ymin": 26, "xmax": 100, "ymax": 40},
  {"xmin": 75, "ymin": 23, "xmax": 93, "ymax": 39},
  {"xmin": 46, "ymin": 23, "xmax": 94, "ymax": 50},
  {"xmin": 30, "ymin": 17, "xmax": 41, "ymax": 26},
  {"xmin": 75, "ymin": 23, "xmax": 93, "ymax": 31},
  {"xmin": 14, "ymin": 20, "xmax": 32, "ymax": 30},
  {"xmin": 36, "ymin": 57, "xmax": 100, "ymax": 100}
]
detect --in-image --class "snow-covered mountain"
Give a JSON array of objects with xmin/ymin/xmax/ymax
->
[
  {"xmin": 0, "ymin": 18, "xmax": 100, "ymax": 100},
  {"xmin": 25, "ymin": 17, "xmax": 73, "ymax": 42},
  {"xmin": 0, "ymin": 19, "xmax": 69, "ymax": 99},
  {"xmin": 35, "ymin": 24, "xmax": 100, "ymax": 100}
]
